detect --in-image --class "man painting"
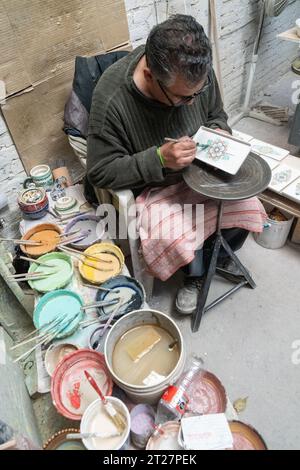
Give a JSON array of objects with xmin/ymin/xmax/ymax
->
[{"xmin": 87, "ymin": 15, "xmax": 266, "ymax": 315}]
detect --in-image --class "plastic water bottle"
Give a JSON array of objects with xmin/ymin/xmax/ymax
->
[{"xmin": 155, "ymin": 355, "xmax": 203, "ymax": 424}]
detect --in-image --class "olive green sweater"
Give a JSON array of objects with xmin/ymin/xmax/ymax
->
[{"xmin": 87, "ymin": 46, "xmax": 231, "ymax": 193}]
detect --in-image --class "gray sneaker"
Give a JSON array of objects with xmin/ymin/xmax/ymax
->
[{"xmin": 175, "ymin": 277, "xmax": 204, "ymax": 315}]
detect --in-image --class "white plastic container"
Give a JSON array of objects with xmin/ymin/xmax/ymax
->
[
  {"xmin": 254, "ymin": 209, "xmax": 294, "ymax": 249},
  {"xmin": 80, "ymin": 397, "xmax": 130, "ymax": 450},
  {"xmin": 104, "ymin": 309, "xmax": 186, "ymax": 405}
]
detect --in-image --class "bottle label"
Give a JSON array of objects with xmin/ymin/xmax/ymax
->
[{"xmin": 161, "ymin": 385, "xmax": 189, "ymax": 415}]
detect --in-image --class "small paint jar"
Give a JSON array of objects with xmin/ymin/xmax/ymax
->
[{"xmin": 130, "ymin": 404, "xmax": 156, "ymax": 449}]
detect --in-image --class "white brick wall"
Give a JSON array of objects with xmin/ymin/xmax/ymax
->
[
  {"xmin": 0, "ymin": 0, "xmax": 298, "ymax": 201},
  {"xmin": 0, "ymin": 113, "xmax": 26, "ymax": 206},
  {"xmin": 125, "ymin": 0, "xmax": 299, "ymax": 114}
]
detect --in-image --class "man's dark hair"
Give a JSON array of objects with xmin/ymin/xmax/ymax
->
[{"xmin": 145, "ymin": 14, "xmax": 212, "ymax": 87}]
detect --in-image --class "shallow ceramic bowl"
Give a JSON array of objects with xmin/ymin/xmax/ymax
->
[
  {"xmin": 78, "ymin": 243, "xmax": 124, "ymax": 284},
  {"xmin": 45, "ymin": 342, "xmax": 79, "ymax": 376}
]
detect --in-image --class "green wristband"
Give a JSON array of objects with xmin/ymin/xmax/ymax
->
[{"xmin": 156, "ymin": 147, "xmax": 165, "ymax": 167}]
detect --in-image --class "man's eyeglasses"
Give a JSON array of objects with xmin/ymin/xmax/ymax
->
[{"xmin": 157, "ymin": 74, "xmax": 211, "ymax": 107}]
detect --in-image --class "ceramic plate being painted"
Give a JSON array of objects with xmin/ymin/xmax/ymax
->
[
  {"xmin": 228, "ymin": 421, "xmax": 267, "ymax": 450},
  {"xmin": 96, "ymin": 275, "xmax": 145, "ymax": 320},
  {"xmin": 28, "ymin": 252, "xmax": 73, "ymax": 292},
  {"xmin": 65, "ymin": 215, "xmax": 105, "ymax": 250},
  {"xmin": 33, "ymin": 289, "xmax": 84, "ymax": 339},
  {"xmin": 51, "ymin": 349, "xmax": 113, "ymax": 420},
  {"xmin": 194, "ymin": 126, "xmax": 251, "ymax": 175},
  {"xmin": 43, "ymin": 429, "xmax": 85, "ymax": 450},
  {"xmin": 79, "ymin": 243, "xmax": 124, "ymax": 284},
  {"xmin": 186, "ymin": 370, "xmax": 227, "ymax": 415}
]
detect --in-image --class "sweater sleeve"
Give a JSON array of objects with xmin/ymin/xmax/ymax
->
[
  {"xmin": 205, "ymin": 70, "xmax": 232, "ymax": 134},
  {"xmin": 86, "ymin": 109, "xmax": 165, "ymax": 191}
]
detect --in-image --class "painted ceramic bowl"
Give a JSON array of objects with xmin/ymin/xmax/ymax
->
[
  {"xmin": 18, "ymin": 187, "xmax": 48, "ymax": 212},
  {"xmin": 64, "ymin": 214, "xmax": 105, "ymax": 250},
  {"xmin": 78, "ymin": 243, "xmax": 124, "ymax": 284},
  {"xmin": 43, "ymin": 428, "xmax": 85, "ymax": 450},
  {"xmin": 51, "ymin": 349, "xmax": 113, "ymax": 420},
  {"xmin": 27, "ymin": 252, "xmax": 73, "ymax": 292},
  {"xmin": 21, "ymin": 203, "xmax": 49, "ymax": 220},
  {"xmin": 95, "ymin": 275, "xmax": 145, "ymax": 320},
  {"xmin": 20, "ymin": 223, "xmax": 62, "ymax": 257}
]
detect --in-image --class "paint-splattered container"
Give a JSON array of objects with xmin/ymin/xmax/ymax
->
[
  {"xmin": 104, "ymin": 309, "xmax": 185, "ymax": 405},
  {"xmin": 130, "ymin": 404, "xmax": 155, "ymax": 449},
  {"xmin": 28, "ymin": 252, "xmax": 73, "ymax": 292},
  {"xmin": 21, "ymin": 223, "xmax": 61, "ymax": 257},
  {"xmin": 78, "ymin": 243, "xmax": 124, "ymax": 284},
  {"xmin": 146, "ymin": 421, "xmax": 183, "ymax": 450},
  {"xmin": 51, "ymin": 349, "xmax": 113, "ymax": 420},
  {"xmin": 186, "ymin": 370, "xmax": 227, "ymax": 415},
  {"xmin": 65, "ymin": 214, "xmax": 105, "ymax": 250},
  {"xmin": 95, "ymin": 275, "xmax": 145, "ymax": 320},
  {"xmin": 80, "ymin": 397, "xmax": 130, "ymax": 450}
]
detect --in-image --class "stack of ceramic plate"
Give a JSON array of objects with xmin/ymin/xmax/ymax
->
[
  {"xmin": 54, "ymin": 196, "xmax": 79, "ymax": 216},
  {"xmin": 18, "ymin": 187, "xmax": 48, "ymax": 220}
]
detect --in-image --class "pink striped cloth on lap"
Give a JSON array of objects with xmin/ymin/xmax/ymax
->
[{"xmin": 136, "ymin": 181, "xmax": 267, "ymax": 281}]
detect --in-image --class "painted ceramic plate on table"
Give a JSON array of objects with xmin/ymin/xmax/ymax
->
[
  {"xmin": 43, "ymin": 428, "xmax": 85, "ymax": 450},
  {"xmin": 228, "ymin": 421, "xmax": 267, "ymax": 450},
  {"xmin": 33, "ymin": 289, "xmax": 84, "ymax": 339},
  {"xmin": 51, "ymin": 349, "xmax": 113, "ymax": 420},
  {"xmin": 79, "ymin": 243, "xmax": 124, "ymax": 284},
  {"xmin": 186, "ymin": 370, "xmax": 227, "ymax": 415},
  {"xmin": 21, "ymin": 223, "xmax": 61, "ymax": 258},
  {"xmin": 64, "ymin": 214, "xmax": 105, "ymax": 250},
  {"xmin": 96, "ymin": 275, "xmax": 145, "ymax": 320},
  {"xmin": 28, "ymin": 252, "xmax": 73, "ymax": 292}
]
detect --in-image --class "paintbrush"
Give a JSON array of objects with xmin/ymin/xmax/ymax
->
[
  {"xmin": 84, "ymin": 370, "xmax": 126, "ymax": 433},
  {"xmin": 59, "ymin": 229, "xmax": 82, "ymax": 238},
  {"xmin": 80, "ymin": 299, "xmax": 120, "ymax": 311},
  {"xmin": 60, "ymin": 245, "xmax": 112, "ymax": 263},
  {"xmin": 19, "ymin": 255, "xmax": 55, "ymax": 268},
  {"xmin": 57, "ymin": 231, "xmax": 89, "ymax": 247},
  {"xmin": 58, "ymin": 247, "xmax": 113, "ymax": 272},
  {"xmin": 6, "ymin": 274, "xmax": 52, "ymax": 282},
  {"xmin": 0, "ymin": 238, "xmax": 43, "ymax": 246},
  {"xmin": 164, "ymin": 137, "xmax": 209, "ymax": 150},
  {"xmin": 66, "ymin": 431, "xmax": 121, "ymax": 440},
  {"xmin": 81, "ymin": 282, "xmax": 118, "ymax": 293}
]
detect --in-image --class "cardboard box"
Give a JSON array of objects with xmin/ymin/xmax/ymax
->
[{"xmin": 0, "ymin": 0, "xmax": 130, "ymax": 178}]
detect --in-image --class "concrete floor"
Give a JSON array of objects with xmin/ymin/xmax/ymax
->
[{"xmin": 149, "ymin": 71, "xmax": 300, "ymax": 450}]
